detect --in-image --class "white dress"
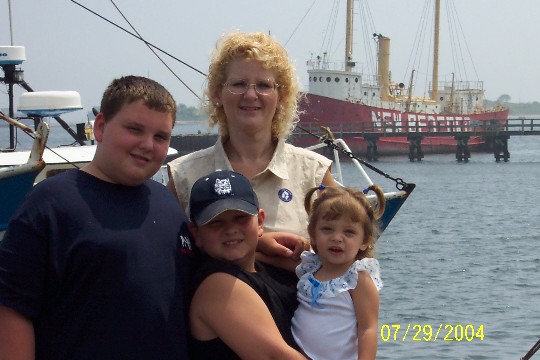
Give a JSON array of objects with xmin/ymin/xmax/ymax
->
[{"xmin": 291, "ymin": 251, "xmax": 383, "ymax": 360}]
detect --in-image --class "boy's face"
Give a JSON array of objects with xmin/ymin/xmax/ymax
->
[
  {"xmin": 189, "ymin": 209, "xmax": 264, "ymax": 271},
  {"xmin": 91, "ymin": 99, "xmax": 173, "ymax": 186}
]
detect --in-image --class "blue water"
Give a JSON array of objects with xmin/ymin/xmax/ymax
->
[
  {"xmin": 4, "ymin": 121, "xmax": 540, "ymax": 358},
  {"xmin": 338, "ymin": 136, "xmax": 540, "ymax": 359}
]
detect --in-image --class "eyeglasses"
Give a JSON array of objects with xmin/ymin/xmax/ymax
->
[{"xmin": 223, "ymin": 79, "xmax": 279, "ymax": 96}]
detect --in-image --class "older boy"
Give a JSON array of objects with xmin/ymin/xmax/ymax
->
[{"xmin": 0, "ymin": 76, "xmax": 196, "ymax": 359}]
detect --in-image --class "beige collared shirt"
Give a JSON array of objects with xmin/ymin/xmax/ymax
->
[{"xmin": 167, "ymin": 137, "xmax": 332, "ymax": 238}]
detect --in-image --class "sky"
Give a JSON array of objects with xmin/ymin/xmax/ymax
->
[{"xmin": 1, "ymin": 0, "xmax": 539, "ymax": 123}]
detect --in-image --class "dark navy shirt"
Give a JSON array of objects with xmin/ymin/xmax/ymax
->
[{"xmin": 0, "ymin": 170, "xmax": 196, "ymax": 359}]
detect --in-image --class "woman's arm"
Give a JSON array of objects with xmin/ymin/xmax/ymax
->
[
  {"xmin": 190, "ymin": 273, "xmax": 306, "ymax": 360},
  {"xmin": 0, "ymin": 305, "xmax": 35, "ymax": 360},
  {"xmin": 256, "ymin": 231, "xmax": 309, "ymax": 271},
  {"xmin": 350, "ymin": 271, "xmax": 380, "ymax": 360}
]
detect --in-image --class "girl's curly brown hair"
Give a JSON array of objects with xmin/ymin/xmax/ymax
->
[{"xmin": 304, "ymin": 185, "xmax": 386, "ymax": 259}]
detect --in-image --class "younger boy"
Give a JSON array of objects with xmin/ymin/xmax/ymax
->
[
  {"xmin": 187, "ymin": 170, "xmax": 303, "ymax": 359},
  {"xmin": 0, "ymin": 76, "xmax": 196, "ymax": 360}
]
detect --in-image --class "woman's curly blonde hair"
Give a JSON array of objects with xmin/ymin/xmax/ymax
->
[{"xmin": 202, "ymin": 31, "xmax": 300, "ymax": 140}]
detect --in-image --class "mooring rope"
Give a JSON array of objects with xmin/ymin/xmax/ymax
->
[
  {"xmin": 0, "ymin": 112, "xmax": 81, "ymax": 169},
  {"xmin": 295, "ymin": 125, "xmax": 414, "ymax": 192}
]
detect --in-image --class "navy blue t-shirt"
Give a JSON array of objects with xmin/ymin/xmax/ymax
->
[{"xmin": 0, "ymin": 169, "xmax": 196, "ymax": 359}]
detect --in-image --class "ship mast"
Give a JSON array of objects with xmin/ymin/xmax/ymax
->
[
  {"xmin": 345, "ymin": 0, "xmax": 354, "ymax": 71},
  {"xmin": 432, "ymin": 0, "xmax": 440, "ymax": 101}
]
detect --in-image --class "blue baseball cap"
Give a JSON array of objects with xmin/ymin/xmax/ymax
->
[{"xmin": 189, "ymin": 170, "xmax": 259, "ymax": 225}]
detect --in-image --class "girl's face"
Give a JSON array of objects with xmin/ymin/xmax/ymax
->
[
  {"xmin": 312, "ymin": 214, "xmax": 368, "ymax": 272},
  {"xmin": 215, "ymin": 57, "xmax": 280, "ymax": 137}
]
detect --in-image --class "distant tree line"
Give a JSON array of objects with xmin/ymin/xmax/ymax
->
[
  {"xmin": 486, "ymin": 95, "xmax": 540, "ymax": 116},
  {"xmin": 176, "ymin": 103, "xmax": 206, "ymax": 121}
]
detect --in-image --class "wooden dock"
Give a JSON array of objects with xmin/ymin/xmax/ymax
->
[
  {"xmin": 293, "ymin": 118, "xmax": 540, "ymax": 162},
  {"xmin": 167, "ymin": 119, "xmax": 540, "ymax": 163}
]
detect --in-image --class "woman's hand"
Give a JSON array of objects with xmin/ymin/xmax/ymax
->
[
  {"xmin": 256, "ymin": 232, "xmax": 310, "ymax": 271},
  {"xmin": 257, "ymin": 232, "xmax": 310, "ymax": 260}
]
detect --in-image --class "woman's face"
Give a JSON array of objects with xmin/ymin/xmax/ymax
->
[{"xmin": 215, "ymin": 57, "xmax": 280, "ymax": 137}]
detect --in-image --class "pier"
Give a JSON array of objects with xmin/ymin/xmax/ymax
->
[{"xmin": 293, "ymin": 118, "xmax": 540, "ymax": 162}]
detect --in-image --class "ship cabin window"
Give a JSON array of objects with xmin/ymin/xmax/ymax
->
[
  {"xmin": 440, "ymin": 97, "xmax": 444, "ymax": 101},
  {"xmin": 476, "ymin": 97, "xmax": 479, "ymax": 101},
  {"xmin": 346, "ymin": 78, "xmax": 349, "ymax": 83},
  {"xmin": 355, "ymin": 78, "xmax": 359, "ymax": 83},
  {"xmin": 319, "ymin": 77, "xmax": 322, "ymax": 82},
  {"xmin": 313, "ymin": 77, "xmax": 317, "ymax": 82},
  {"xmin": 326, "ymin": 77, "xmax": 331, "ymax": 82},
  {"xmin": 372, "ymin": 92, "xmax": 375, "ymax": 97},
  {"xmin": 364, "ymin": 92, "xmax": 367, "ymax": 96},
  {"xmin": 335, "ymin": 77, "xmax": 339, "ymax": 82}
]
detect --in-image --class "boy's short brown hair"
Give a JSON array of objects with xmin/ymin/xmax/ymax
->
[{"xmin": 100, "ymin": 75, "xmax": 176, "ymax": 125}]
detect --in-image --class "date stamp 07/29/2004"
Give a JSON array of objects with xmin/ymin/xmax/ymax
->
[{"xmin": 380, "ymin": 324, "xmax": 485, "ymax": 342}]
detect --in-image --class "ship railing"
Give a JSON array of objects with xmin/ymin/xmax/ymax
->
[
  {"xmin": 293, "ymin": 118, "xmax": 540, "ymax": 137},
  {"xmin": 304, "ymin": 139, "xmax": 372, "ymax": 187},
  {"xmin": 436, "ymin": 80, "xmax": 484, "ymax": 92}
]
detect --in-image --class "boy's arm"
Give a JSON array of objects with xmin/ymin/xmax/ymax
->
[
  {"xmin": 0, "ymin": 305, "xmax": 35, "ymax": 360},
  {"xmin": 350, "ymin": 271, "xmax": 380, "ymax": 360},
  {"xmin": 190, "ymin": 273, "xmax": 306, "ymax": 360}
]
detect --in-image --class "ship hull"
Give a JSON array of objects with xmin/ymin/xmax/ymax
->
[{"xmin": 293, "ymin": 94, "xmax": 510, "ymax": 156}]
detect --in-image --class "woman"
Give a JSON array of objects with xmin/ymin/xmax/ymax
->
[{"xmin": 167, "ymin": 31, "xmax": 335, "ymax": 245}]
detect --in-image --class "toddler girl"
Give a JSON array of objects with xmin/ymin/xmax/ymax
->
[{"xmin": 291, "ymin": 185, "xmax": 386, "ymax": 360}]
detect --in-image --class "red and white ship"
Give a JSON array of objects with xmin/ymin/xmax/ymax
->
[{"xmin": 293, "ymin": 0, "xmax": 509, "ymax": 158}]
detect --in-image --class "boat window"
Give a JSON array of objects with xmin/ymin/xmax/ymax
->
[
  {"xmin": 326, "ymin": 77, "xmax": 331, "ymax": 82},
  {"xmin": 313, "ymin": 77, "xmax": 317, "ymax": 82},
  {"xmin": 440, "ymin": 97, "xmax": 444, "ymax": 101},
  {"xmin": 364, "ymin": 92, "xmax": 367, "ymax": 96},
  {"xmin": 346, "ymin": 78, "xmax": 349, "ymax": 83},
  {"xmin": 319, "ymin": 77, "xmax": 322, "ymax": 82},
  {"xmin": 355, "ymin": 78, "xmax": 359, "ymax": 83},
  {"xmin": 335, "ymin": 77, "xmax": 340, "ymax": 82}
]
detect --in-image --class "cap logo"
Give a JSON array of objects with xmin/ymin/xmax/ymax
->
[{"xmin": 214, "ymin": 178, "xmax": 232, "ymax": 195}]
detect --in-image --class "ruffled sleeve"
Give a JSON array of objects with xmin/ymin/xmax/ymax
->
[{"xmin": 353, "ymin": 258, "xmax": 383, "ymax": 291}]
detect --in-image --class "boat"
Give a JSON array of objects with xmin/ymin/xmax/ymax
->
[
  {"xmin": 0, "ymin": 89, "xmax": 85, "ymax": 231},
  {"xmin": 292, "ymin": 0, "xmax": 509, "ymax": 160},
  {"xmin": 0, "ymin": 114, "xmax": 49, "ymax": 231},
  {"xmin": 0, "ymin": 45, "xmax": 94, "ymax": 177}
]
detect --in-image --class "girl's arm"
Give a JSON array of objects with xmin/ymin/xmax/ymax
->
[
  {"xmin": 350, "ymin": 271, "xmax": 380, "ymax": 360},
  {"xmin": 190, "ymin": 272, "xmax": 306, "ymax": 360}
]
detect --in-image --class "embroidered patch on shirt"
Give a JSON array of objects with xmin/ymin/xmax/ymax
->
[{"xmin": 278, "ymin": 188, "xmax": 293, "ymax": 202}]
